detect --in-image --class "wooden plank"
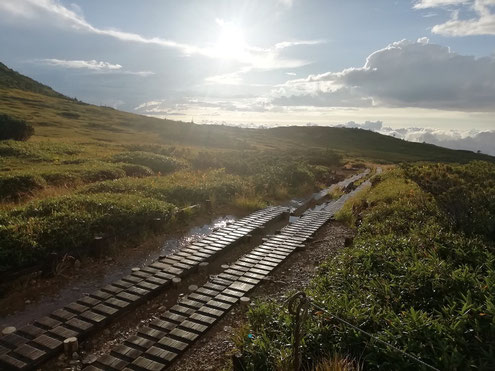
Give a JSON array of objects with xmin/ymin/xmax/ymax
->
[
  {"xmin": 16, "ymin": 325, "xmax": 44, "ymax": 340},
  {"xmin": 0, "ymin": 353, "xmax": 28, "ymax": 370},
  {"xmin": 130, "ymin": 356, "xmax": 166, "ymax": 371},
  {"xmin": 78, "ymin": 310, "xmax": 107, "ymax": 325},
  {"xmin": 31, "ymin": 334, "xmax": 62, "ymax": 351},
  {"xmin": 111, "ymin": 344, "xmax": 142, "ymax": 362},
  {"xmin": 13, "ymin": 343, "xmax": 46, "ymax": 362},
  {"xmin": 178, "ymin": 320, "xmax": 208, "ymax": 334},
  {"xmin": 156, "ymin": 337, "xmax": 188, "ymax": 353},
  {"xmin": 144, "ymin": 346, "xmax": 177, "ymax": 363},
  {"xmin": 96, "ymin": 353, "xmax": 128, "ymax": 370},
  {"xmin": 0, "ymin": 333, "xmax": 29, "ymax": 350},
  {"xmin": 124, "ymin": 336, "xmax": 154, "ymax": 351}
]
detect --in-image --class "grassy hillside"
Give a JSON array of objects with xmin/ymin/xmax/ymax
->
[
  {"xmin": 1, "ymin": 62, "xmax": 493, "ymax": 163},
  {"xmin": 0, "ymin": 62, "xmax": 492, "ymax": 273}
]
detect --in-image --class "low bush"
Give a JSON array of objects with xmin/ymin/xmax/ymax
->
[
  {"xmin": 0, "ymin": 174, "xmax": 47, "ymax": 200},
  {"xmin": 112, "ymin": 151, "xmax": 186, "ymax": 174},
  {"xmin": 0, "ymin": 114, "xmax": 34, "ymax": 141},
  {"xmin": 0, "ymin": 193, "xmax": 175, "ymax": 271},
  {"xmin": 80, "ymin": 169, "xmax": 244, "ymax": 206},
  {"xmin": 120, "ymin": 163, "xmax": 154, "ymax": 177},
  {"xmin": 0, "ymin": 162, "xmax": 128, "ymax": 200}
]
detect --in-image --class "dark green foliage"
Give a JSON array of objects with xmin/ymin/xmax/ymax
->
[
  {"xmin": 0, "ymin": 114, "xmax": 34, "ymax": 141},
  {"xmin": 238, "ymin": 163, "xmax": 495, "ymax": 370},
  {"xmin": 80, "ymin": 170, "xmax": 243, "ymax": 206},
  {"xmin": 403, "ymin": 161, "xmax": 495, "ymax": 241},
  {"xmin": 120, "ymin": 163, "xmax": 154, "ymax": 177},
  {"xmin": 0, "ymin": 140, "xmax": 82, "ymax": 160},
  {"xmin": 112, "ymin": 151, "xmax": 185, "ymax": 173},
  {"xmin": 0, "ymin": 174, "xmax": 47, "ymax": 200},
  {"xmin": 0, "ymin": 194, "xmax": 175, "ymax": 271}
]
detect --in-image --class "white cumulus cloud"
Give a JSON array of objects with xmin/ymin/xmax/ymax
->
[
  {"xmin": 272, "ymin": 38, "xmax": 495, "ymax": 111},
  {"xmin": 414, "ymin": 0, "xmax": 495, "ymax": 36}
]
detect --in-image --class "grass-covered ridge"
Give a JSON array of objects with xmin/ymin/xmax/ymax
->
[{"xmin": 237, "ymin": 161, "xmax": 495, "ymax": 370}]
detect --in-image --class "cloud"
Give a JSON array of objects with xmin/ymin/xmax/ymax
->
[
  {"xmin": 276, "ymin": 0, "xmax": 294, "ymax": 7},
  {"xmin": 338, "ymin": 120, "xmax": 495, "ymax": 155},
  {"xmin": 36, "ymin": 58, "xmax": 155, "ymax": 76},
  {"xmin": 0, "ymin": 0, "xmax": 320, "ymax": 73},
  {"xmin": 274, "ymin": 40, "xmax": 326, "ymax": 49},
  {"xmin": 38, "ymin": 59, "xmax": 122, "ymax": 70},
  {"xmin": 413, "ymin": 0, "xmax": 495, "ymax": 36},
  {"xmin": 272, "ymin": 87, "xmax": 374, "ymax": 107},
  {"xmin": 380, "ymin": 126, "xmax": 495, "ymax": 155},
  {"xmin": 272, "ymin": 38, "xmax": 495, "ymax": 111},
  {"xmin": 338, "ymin": 121, "xmax": 384, "ymax": 131}
]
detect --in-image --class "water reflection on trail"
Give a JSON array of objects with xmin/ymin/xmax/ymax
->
[{"xmin": 1, "ymin": 215, "xmax": 236, "ymax": 328}]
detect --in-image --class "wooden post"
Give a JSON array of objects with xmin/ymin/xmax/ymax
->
[
  {"xmin": 63, "ymin": 337, "xmax": 78, "ymax": 356},
  {"xmin": 240, "ymin": 296, "xmax": 250, "ymax": 310},
  {"xmin": 199, "ymin": 262, "xmax": 209, "ymax": 273},
  {"xmin": 172, "ymin": 277, "xmax": 181, "ymax": 288},
  {"xmin": 188, "ymin": 284, "xmax": 198, "ymax": 292},
  {"xmin": 2, "ymin": 327, "xmax": 16, "ymax": 335}
]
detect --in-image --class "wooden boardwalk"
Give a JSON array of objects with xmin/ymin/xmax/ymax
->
[
  {"xmin": 83, "ymin": 206, "xmax": 337, "ymax": 371},
  {"xmin": 0, "ymin": 207, "xmax": 289, "ymax": 371}
]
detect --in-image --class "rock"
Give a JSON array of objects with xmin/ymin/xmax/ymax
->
[
  {"xmin": 58, "ymin": 354, "xmax": 67, "ymax": 361},
  {"xmin": 72, "ymin": 352, "xmax": 80, "ymax": 360},
  {"xmin": 74, "ymin": 259, "xmax": 81, "ymax": 269},
  {"xmin": 103, "ymin": 329, "xmax": 111, "ymax": 336},
  {"xmin": 158, "ymin": 306, "xmax": 166, "ymax": 311},
  {"xmin": 25, "ymin": 300, "xmax": 31, "ymax": 305}
]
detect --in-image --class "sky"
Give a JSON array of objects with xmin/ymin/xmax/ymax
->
[{"xmin": 0, "ymin": 0, "xmax": 494, "ymax": 153}]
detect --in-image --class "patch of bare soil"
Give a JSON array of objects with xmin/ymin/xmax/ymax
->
[{"xmin": 168, "ymin": 221, "xmax": 354, "ymax": 371}]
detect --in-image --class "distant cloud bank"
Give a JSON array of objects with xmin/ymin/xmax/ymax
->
[{"xmin": 338, "ymin": 121, "xmax": 495, "ymax": 156}]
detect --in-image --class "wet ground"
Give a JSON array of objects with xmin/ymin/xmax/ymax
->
[{"xmin": 0, "ymin": 213, "xmax": 238, "ymax": 329}]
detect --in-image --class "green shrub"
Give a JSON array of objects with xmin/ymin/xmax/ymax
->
[
  {"xmin": 0, "ymin": 114, "xmax": 34, "ymax": 141},
  {"xmin": 239, "ymin": 163, "xmax": 495, "ymax": 370},
  {"xmin": 0, "ymin": 174, "xmax": 47, "ymax": 200},
  {"xmin": 0, "ymin": 193, "xmax": 175, "ymax": 271},
  {"xmin": 80, "ymin": 170, "xmax": 244, "ymax": 206},
  {"xmin": 112, "ymin": 151, "xmax": 185, "ymax": 173},
  {"xmin": 120, "ymin": 163, "xmax": 154, "ymax": 177}
]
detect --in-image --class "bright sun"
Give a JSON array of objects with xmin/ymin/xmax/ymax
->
[{"xmin": 214, "ymin": 20, "xmax": 246, "ymax": 60}]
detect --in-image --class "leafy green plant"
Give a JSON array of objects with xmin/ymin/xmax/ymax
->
[{"xmin": 238, "ymin": 163, "xmax": 495, "ymax": 370}]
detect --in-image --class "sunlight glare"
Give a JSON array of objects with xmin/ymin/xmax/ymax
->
[{"xmin": 214, "ymin": 20, "xmax": 247, "ymax": 60}]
